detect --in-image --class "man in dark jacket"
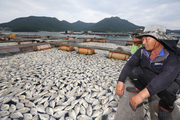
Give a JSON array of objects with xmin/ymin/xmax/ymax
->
[{"xmin": 116, "ymin": 24, "xmax": 180, "ymax": 120}]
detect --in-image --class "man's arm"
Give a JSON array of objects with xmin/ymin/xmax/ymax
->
[{"xmin": 130, "ymin": 88, "xmax": 150, "ymax": 110}]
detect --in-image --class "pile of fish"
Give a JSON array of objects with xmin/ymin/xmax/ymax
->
[{"xmin": 0, "ymin": 42, "xmax": 127, "ymax": 120}]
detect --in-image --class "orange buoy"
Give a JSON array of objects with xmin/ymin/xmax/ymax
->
[
  {"xmin": 59, "ymin": 45, "xmax": 75, "ymax": 51},
  {"xmin": 18, "ymin": 41, "xmax": 32, "ymax": 45},
  {"xmin": 77, "ymin": 47, "xmax": 95, "ymax": 55},
  {"xmin": 98, "ymin": 39, "xmax": 106, "ymax": 43},
  {"xmin": 108, "ymin": 51, "xmax": 130, "ymax": 60},
  {"xmin": 33, "ymin": 44, "xmax": 51, "ymax": 51}
]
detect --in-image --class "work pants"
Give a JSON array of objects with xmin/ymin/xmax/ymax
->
[{"xmin": 128, "ymin": 67, "xmax": 180, "ymax": 112}]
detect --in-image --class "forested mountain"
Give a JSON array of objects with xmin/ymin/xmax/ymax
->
[{"xmin": 0, "ymin": 16, "xmax": 158, "ymax": 32}]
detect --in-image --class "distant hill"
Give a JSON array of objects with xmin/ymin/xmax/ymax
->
[
  {"xmin": 0, "ymin": 16, "xmax": 145, "ymax": 32},
  {"xmin": 88, "ymin": 17, "xmax": 144, "ymax": 32},
  {"xmin": 1, "ymin": 16, "xmax": 178, "ymax": 33}
]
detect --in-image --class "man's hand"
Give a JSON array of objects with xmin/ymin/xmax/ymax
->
[
  {"xmin": 116, "ymin": 81, "xmax": 124, "ymax": 97},
  {"xmin": 130, "ymin": 94, "xmax": 144, "ymax": 110},
  {"xmin": 129, "ymin": 88, "xmax": 150, "ymax": 110}
]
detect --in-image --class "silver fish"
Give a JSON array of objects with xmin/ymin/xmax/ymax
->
[
  {"xmin": 80, "ymin": 105, "xmax": 86, "ymax": 115},
  {"xmin": 39, "ymin": 114, "xmax": 49, "ymax": 120},
  {"xmin": 9, "ymin": 104, "xmax": 16, "ymax": 113},
  {"xmin": 17, "ymin": 107, "xmax": 30, "ymax": 113},
  {"xmin": 50, "ymin": 100, "xmax": 55, "ymax": 108},
  {"xmin": 36, "ymin": 104, "xmax": 45, "ymax": 113},
  {"xmin": 46, "ymin": 107, "xmax": 54, "ymax": 116},
  {"xmin": 30, "ymin": 107, "xmax": 37, "ymax": 115},
  {"xmin": 77, "ymin": 115, "xmax": 92, "ymax": 120},
  {"xmin": 16, "ymin": 102, "xmax": 24, "ymax": 109},
  {"xmin": 0, "ymin": 111, "xmax": 10, "ymax": 116},
  {"xmin": 108, "ymin": 112, "xmax": 116, "ymax": 120},
  {"xmin": 87, "ymin": 104, "xmax": 93, "ymax": 117},
  {"xmin": 25, "ymin": 101, "xmax": 35, "ymax": 107},
  {"xmin": 75, "ymin": 104, "xmax": 80, "ymax": 115},
  {"xmin": 69, "ymin": 109, "xmax": 76, "ymax": 120},
  {"xmin": 53, "ymin": 110, "xmax": 68, "ymax": 118},
  {"xmin": 103, "ymin": 107, "xmax": 112, "ymax": 115},
  {"xmin": 24, "ymin": 113, "xmax": 32, "ymax": 120},
  {"xmin": 10, "ymin": 111, "xmax": 23, "ymax": 118},
  {"xmin": 109, "ymin": 101, "xmax": 118, "ymax": 107},
  {"xmin": 54, "ymin": 106, "xmax": 66, "ymax": 112},
  {"xmin": 92, "ymin": 109, "xmax": 103, "ymax": 118},
  {"xmin": 1, "ymin": 104, "xmax": 9, "ymax": 111}
]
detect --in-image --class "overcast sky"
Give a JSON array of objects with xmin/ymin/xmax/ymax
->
[{"xmin": 0, "ymin": 0, "xmax": 180, "ymax": 30}]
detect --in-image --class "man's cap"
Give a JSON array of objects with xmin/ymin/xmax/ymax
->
[
  {"xmin": 137, "ymin": 24, "xmax": 179, "ymax": 57},
  {"xmin": 132, "ymin": 29, "xmax": 143, "ymax": 36},
  {"xmin": 136, "ymin": 24, "xmax": 178, "ymax": 41}
]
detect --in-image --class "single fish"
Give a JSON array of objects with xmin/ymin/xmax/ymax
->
[
  {"xmin": 46, "ymin": 107, "xmax": 54, "ymax": 116},
  {"xmin": 87, "ymin": 104, "xmax": 93, "ymax": 117},
  {"xmin": 69, "ymin": 109, "xmax": 76, "ymax": 120},
  {"xmin": 24, "ymin": 113, "xmax": 32, "ymax": 120},
  {"xmin": 1, "ymin": 104, "xmax": 9, "ymax": 111},
  {"xmin": 39, "ymin": 114, "xmax": 49, "ymax": 120},
  {"xmin": 10, "ymin": 111, "xmax": 23, "ymax": 118},
  {"xmin": 9, "ymin": 104, "xmax": 16, "ymax": 113}
]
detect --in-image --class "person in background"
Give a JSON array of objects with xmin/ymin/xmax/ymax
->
[
  {"xmin": 130, "ymin": 29, "xmax": 144, "ymax": 57},
  {"xmin": 116, "ymin": 24, "xmax": 180, "ymax": 120}
]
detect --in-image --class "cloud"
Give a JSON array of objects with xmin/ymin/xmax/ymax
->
[{"xmin": 0, "ymin": 0, "xmax": 180, "ymax": 30}]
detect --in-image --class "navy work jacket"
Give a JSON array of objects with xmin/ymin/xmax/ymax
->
[{"xmin": 118, "ymin": 47, "xmax": 180, "ymax": 96}]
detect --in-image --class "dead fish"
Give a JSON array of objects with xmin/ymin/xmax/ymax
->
[
  {"xmin": 0, "ymin": 110, "xmax": 10, "ymax": 116},
  {"xmin": 69, "ymin": 109, "xmax": 76, "ymax": 120},
  {"xmin": 3, "ymin": 96, "xmax": 13, "ymax": 103},
  {"xmin": 10, "ymin": 111, "xmax": 23, "ymax": 118},
  {"xmin": 50, "ymin": 100, "xmax": 55, "ymax": 108},
  {"xmin": 16, "ymin": 102, "xmax": 24, "ymax": 109},
  {"xmin": 87, "ymin": 104, "xmax": 93, "ymax": 117},
  {"xmin": 32, "ymin": 115, "xmax": 38, "ymax": 120},
  {"xmin": 25, "ymin": 101, "xmax": 35, "ymax": 107},
  {"xmin": 80, "ymin": 105, "xmax": 86, "ymax": 115},
  {"xmin": 92, "ymin": 99, "xmax": 100, "ymax": 106},
  {"xmin": 109, "ymin": 101, "xmax": 118, "ymax": 107},
  {"xmin": 92, "ymin": 109, "xmax": 103, "ymax": 118},
  {"xmin": 44, "ymin": 101, "xmax": 49, "ymax": 108},
  {"xmin": 1, "ymin": 104, "xmax": 9, "ymax": 111},
  {"xmin": 91, "ymin": 92, "xmax": 98, "ymax": 98},
  {"xmin": 19, "ymin": 95, "xmax": 26, "ymax": 100},
  {"xmin": 64, "ymin": 105, "xmax": 74, "ymax": 111},
  {"xmin": 17, "ymin": 107, "xmax": 30, "ymax": 113},
  {"xmin": 30, "ymin": 107, "xmax": 37, "ymax": 115},
  {"xmin": 24, "ymin": 113, "xmax": 32, "ymax": 120},
  {"xmin": 94, "ymin": 116, "xmax": 102, "ymax": 120},
  {"xmin": 75, "ymin": 104, "xmax": 80, "ymax": 115},
  {"xmin": 54, "ymin": 106, "xmax": 66, "ymax": 112},
  {"xmin": 108, "ymin": 112, "xmax": 116, "ymax": 120},
  {"xmin": 53, "ymin": 110, "xmax": 68, "ymax": 118},
  {"xmin": 102, "ymin": 98, "xmax": 109, "ymax": 104},
  {"xmin": 103, "ymin": 107, "xmax": 112, "ymax": 115},
  {"xmin": 102, "ymin": 103, "xmax": 109, "ymax": 110},
  {"xmin": 39, "ymin": 114, "xmax": 49, "ymax": 120},
  {"xmin": 77, "ymin": 115, "xmax": 92, "ymax": 120},
  {"xmin": 71, "ymin": 99, "xmax": 79, "ymax": 107},
  {"xmin": 93, "ymin": 104, "xmax": 101, "ymax": 110},
  {"xmin": 46, "ymin": 107, "xmax": 54, "ymax": 116},
  {"xmin": 9, "ymin": 104, "xmax": 16, "ymax": 113},
  {"xmin": 36, "ymin": 104, "xmax": 45, "ymax": 113}
]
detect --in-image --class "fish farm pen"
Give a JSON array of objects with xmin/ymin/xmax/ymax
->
[{"xmin": 0, "ymin": 34, "xmax": 180, "ymax": 120}]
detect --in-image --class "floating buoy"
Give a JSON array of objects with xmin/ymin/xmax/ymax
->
[
  {"xmin": 18, "ymin": 41, "xmax": 32, "ymax": 45},
  {"xmin": 98, "ymin": 39, "xmax": 106, "ymax": 43},
  {"xmin": 108, "ymin": 51, "xmax": 130, "ymax": 60},
  {"xmin": 59, "ymin": 45, "xmax": 75, "ymax": 51},
  {"xmin": 83, "ymin": 39, "xmax": 91, "ymax": 42},
  {"xmin": 77, "ymin": 47, "xmax": 95, "ymax": 55},
  {"xmin": 33, "ymin": 44, "xmax": 51, "ymax": 51}
]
